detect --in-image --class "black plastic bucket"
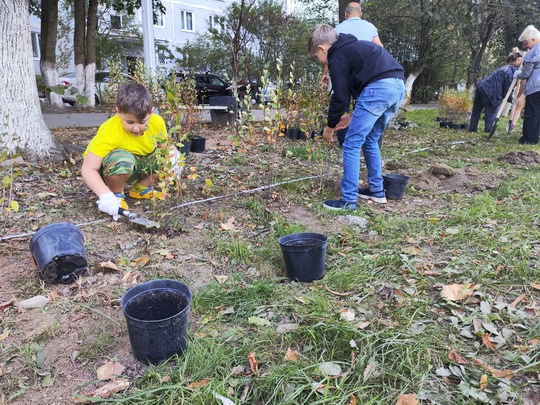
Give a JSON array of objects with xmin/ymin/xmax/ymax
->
[
  {"xmin": 383, "ymin": 174, "xmax": 410, "ymax": 200},
  {"xmin": 278, "ymin": 233, "xmax": 327, "ymax": 282},
  {"xmin": 120, "ymin": 279, "xmax": 192, "ymax": 364},
  {"xmin": 29, "ymin": 222, "xmax": 87, "ymax": 284},
  {"xmin": 189, "ymin": 135, "xmax": 206, "ymax": 153}
]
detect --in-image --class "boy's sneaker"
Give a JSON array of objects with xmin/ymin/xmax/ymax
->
[
  {"xmin": 358, "ymin": 188, "xmax": 387, "ymax": 204},
  {"xmin": 113, "ymin": 192, "xmax": 129, "ymax": 210},
  {"xmin": 323, "ymin": 199, "xmax": 357, "ymax": 211},
  {"xmin": 128, "ymin": 186, "xmax": 165, "ymax": 200}
]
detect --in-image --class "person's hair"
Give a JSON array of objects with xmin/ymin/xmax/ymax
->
[
  {"xmin": 518, "ymin": 25, "xmax": 540, "ymax": 42},
  {"xmin": 116, "ymin": 82, "xmax": 153, "ymax": 120},
  {"xmin": 345, "ymin": 2, "xmax": 362, "ymax": 16},
  {"xmin": 507, "ymin": 47, "xmax": 524, "ymax": 63},
  {"xmin": 308, "ymin": 24, "xmax": 339, "ymax": 55}
]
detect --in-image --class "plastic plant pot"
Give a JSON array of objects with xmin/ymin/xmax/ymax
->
[
  {"xmin": 278, "ymin": 233, "xmax": 327, "ymax": 282},
  {"xmin": 383, "ymin": 173, "xmax": 410, "ymax": 200}
]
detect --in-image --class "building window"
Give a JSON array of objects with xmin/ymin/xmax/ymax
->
[
  {"xmin": 31, "ymin": 32, "xmax": 41, "ymax": 58},
  {"xmin": 110, "ymin": 15, "xmax": 122, "ymax": 29},
  {"xmin": 155, "ymin": 12, "xmax": 164, "ymax": 27},
  {"xmin": 180, "ymin": 10, "xmax": 193, "ymax": 31},
  {"xmin": 209, "ymin": 15, "xmax": 222, "ymax": 33}
]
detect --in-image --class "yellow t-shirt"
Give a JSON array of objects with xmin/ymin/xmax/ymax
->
[{"xmin": 84, "ymin": 114, "xmax": 167, "ymax": 158}]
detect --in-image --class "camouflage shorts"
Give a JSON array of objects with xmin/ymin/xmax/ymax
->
[{"xmin": 101, "ymin": 149, "xmax": 158, "ymax": 180}]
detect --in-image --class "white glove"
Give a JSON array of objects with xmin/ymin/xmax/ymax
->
[
  {"xmin": 97, "ymin": 192, "xmax": 120, "ymax": 221},
  {"xmin": 168, "ymin": 148, "xmax": 183, "ymax": 180}
]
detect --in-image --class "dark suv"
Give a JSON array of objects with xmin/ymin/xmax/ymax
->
[{"xmin": 175, "ymin": 72, "xmax": 232, "ymax": 104}]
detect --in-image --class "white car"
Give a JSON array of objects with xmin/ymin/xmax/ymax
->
[{"xmin": 59, "ymin": 71, "xmax": 131, "ymax": 106}]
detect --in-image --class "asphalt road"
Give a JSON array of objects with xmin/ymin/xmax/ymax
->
[{"xmin": 42, "ymin": 104, "xmax": 438, "ymax": 129}]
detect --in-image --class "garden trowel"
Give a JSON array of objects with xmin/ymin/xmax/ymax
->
[{"xmin": 118, "ymin": 208, "xmax": 160, "ymax": 229}]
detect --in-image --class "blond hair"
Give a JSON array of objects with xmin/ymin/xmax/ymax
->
[
  {"xmin": 308, "ymin": 24, "xmax": 339, "ymax": 55},
  {"xmin": 519, "ymin": 25, "xmax": 540, "ymax": 42}
]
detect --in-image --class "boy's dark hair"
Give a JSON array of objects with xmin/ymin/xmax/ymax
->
[
  {"xmin": 308, "ymin": 24, "xmax": 339, "ymax": 55},
  {"xmin": 116, "ymin": 82, "xmax": 153, "ymax": 120}
]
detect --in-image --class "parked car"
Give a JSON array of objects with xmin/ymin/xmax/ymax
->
[
  {"xmin": 174, "ymin": 72, "xmax": 257, "ymax": 104},
  {"xmin": 59, "ymin": 71, "xmax": 131, "ymax": 106}
]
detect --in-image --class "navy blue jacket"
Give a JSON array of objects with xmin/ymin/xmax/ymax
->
[
  {"xmin": 477, "ymin": 65, "xmax": 516, "ymax": 106},
  {"xmin": 327, "ymin": 34, "xmax": 405, "ymax": 128}
]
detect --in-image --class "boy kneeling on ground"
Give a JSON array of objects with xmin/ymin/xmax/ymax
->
[
  {"xmin": 81, "ymin": 82, "xmax": 181, "ymax": 220},
  {"xmin": 309, "ymin": 24, "xmax": 405, "ymax": 210}
]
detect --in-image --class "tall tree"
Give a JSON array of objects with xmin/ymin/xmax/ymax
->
[
  {"xmin": 40, "ymin": 0, "xmax": 64, "ymax": 108},
  {"xmin": 0, "ymin": 0, "xmax": 60, "ymax": 159}
]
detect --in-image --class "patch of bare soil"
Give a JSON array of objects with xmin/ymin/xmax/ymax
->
[
  {"xmin": 498, "ymin": 150, "xmax": 540, "ymax": 166},
  {"xmin": 411, "ymin": 166, "xmax": 504, "ymax": 195}
]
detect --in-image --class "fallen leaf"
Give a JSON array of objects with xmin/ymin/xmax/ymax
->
[
  {"xmin": 132, "ymin": 257, "xmax": 150, "ymax": 267},
  {"xmin": 473, "ymin": 358, "xmax": 514, "ymax": 378},
  {"xmin": 47, "ymin": 291, "xmax": 61, "ymax": 301},
  {"xmin": 448, "ymin": 349, "xmax": 469, "ymax": 365},
  {"xmin": 509, "ymin": 295, "xmax": 526, "ymax": 308},
  {"xmin": 0, "ymin": 329, "xmax": 10, "ymax": 340},
  {"xmin": 440, "ymin": 283, "xmax": 476, "ymax": 301},
  {"xmin": 96, "ymin": 361, "xmax": 125, "ymax": 381},
  {"xmin": 162, "ymin": 376, "xmax": 170, "ymax": 383},
  {"xmin": 479, "ymin": 374, "xmax": 488, "ymax": 390},
  {"xmin": 276, "ymin": 323, "xmax": 298, "ymax": 334},
  {"xmin": 248, "ymin": 316, "xmax": 270, "ymax": 326},
  {"xmin": 218, "ymin": 306, "xmax": 235, "ymax": 315},
  {"xmin": 482, "ymin": 333, "xmax": 495, "ymax": 350},
  {"xmin": 397, "ymin": 393, "xmax": 418, "ymax": 405},
  {"xmin": 193, "ymin": 222, "xmax": 205, "ymax": 230},
  {"xmin": 74, "ymin": 379, "xmax": 130, "ymax": 403},
  {"xmin": 248, "ymin": 353, "xmax": 259, "ymax": 374},
  {"xmin": 0, "ymin": 298, "xmax": 16, "ymax": 312},
  {"xmin": 530, "ymin": 282, "xmax": 540, "ymax": 290},
  {"xmin": 346, "ymin": 394, "xmax": 357, "ymax": 405},
  {"xmin": 220, "ymin": 217, "xmax": 235, "ymax": 230},
  {"xmin": 187, "ymin": 378, "xmax": 211, "ymax": 388},
  {"xmin": 295, "ymin": 296, "xmax": 309, "ymax": 304},
  {"xmin": 214, "ymin": 275, "xmax": 229, "ymax": 284},
  {"xmin": 99, "ymin": 261, "xmax": 119, "ymax": 271},
  {"xmin": 356, "ymin": 321, "xmax": 370, "ymax": 329},
  {"xmin": 284, "ymin": 347, "xmax": 298, "ymax": 361},
  {"xmin": 363, "ymin": 361, "xmax": 378, "ymax": 381},
  {"xmin": 15, "ymin": 295, "xmax": 50, "ymax": 309}
]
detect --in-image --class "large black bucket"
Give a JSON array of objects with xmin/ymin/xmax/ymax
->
[
  {"xmin": 29, "ymin": 222, "xmax": 87, "ymax": 284},
  {"xmin": 120, "ymin": 279, "xmax": 192, "ymax": 365},
  {"xmin": 278, "ymin": 233, "xmax": 327, "ymax": 282},
  {"xmin": 383, "ymin": 174, "xmax": 410, "ymax": 200}
]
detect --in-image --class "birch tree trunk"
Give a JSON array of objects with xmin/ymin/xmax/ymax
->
[{"xmin": 0, "ymin": 0, "xmax": 60, "ymax": 160}]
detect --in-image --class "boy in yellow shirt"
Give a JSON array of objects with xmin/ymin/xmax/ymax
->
[{"xmin": 81, "ymin": 82, "xmax": 180, "ymax": 220}]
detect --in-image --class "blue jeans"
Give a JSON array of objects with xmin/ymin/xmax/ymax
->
[{"xmin": 341, "ymin": 78, "xmax": 404, "ymax": 203}]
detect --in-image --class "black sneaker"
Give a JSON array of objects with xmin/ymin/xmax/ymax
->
[
  {"xmin": 323, "ymin": 199, "xmax": 357, "ymax": 211},
  {"xmin": 358, "ymin": 188, "xmax": 387, "ymax": 204}
]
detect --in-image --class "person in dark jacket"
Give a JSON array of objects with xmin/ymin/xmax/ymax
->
[
  {"xmin": 469, "ymin": 50, "xmax": 523, "ymax": 133},
  {"xmin": 308, "ymin": 24, "xmax": 405, "ymax": 210}
]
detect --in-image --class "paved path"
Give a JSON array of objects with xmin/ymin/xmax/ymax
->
[{"xmin": 42, "ymin": 104, "xmax": 439, "ymax": 128}]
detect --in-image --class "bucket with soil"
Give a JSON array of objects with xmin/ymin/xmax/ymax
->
[
  {"xmin": 29, "ymin": 222, "xmax": 87, "ymax": 284},
  {"xmin": 278, "ymin": 233, "xmax": 327, "ymax": 282},
  {"xmin": 383, "ymin": 173, "xmax": 410, "ymax": 200},
  {"xmin": 121, "ymin": 279, "xmax": 192, "ymax": 364}
]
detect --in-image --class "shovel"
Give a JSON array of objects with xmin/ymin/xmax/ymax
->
[
  {"xmin": 488, "ymin": 63, "xmax": 523, "ymax": 141},
  {"xmin": 118, "ymin": 208, "xmax": 160, "ymax": 229}
]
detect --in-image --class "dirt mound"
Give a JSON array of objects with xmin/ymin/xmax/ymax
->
[
  {"xmin": 498, "ymin": 150, "xmax": 540, "ymax": 166},
  {"xmin": 411, "ymin": 166, "xmax": 502, "ymax": 195}
]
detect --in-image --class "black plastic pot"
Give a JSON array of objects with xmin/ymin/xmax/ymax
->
[
  {"xmin": 177, "ymin": 139, "xmax": 192, "ymax": 157},
  {"xmin": 278, "ymin": 233, "xmax": 327, "ymax": 282},
  {"xmin": 440, "ymin": 121, "xmax": 452, "ymax": 129},
  {"xmin": 383, "ymin": 173, "xmax": 410, "ymax": 200},
  {"xmin": 286, "ymin": 127, "xmax": 307, "ymax": 140},
  {"xmin": 189, "ymin": 135, "xmax": 206, "ymax": 153},
  {"xmin": 121, "ymin": 279, "xmax": 192, "ymax": 365},
  {"xmin": 453, "ymin": 123, "xmax": 461, "ymax": 130},
  {"xmin": 29, "ymin": 222, "xmax": 87, "ymax": 284}
]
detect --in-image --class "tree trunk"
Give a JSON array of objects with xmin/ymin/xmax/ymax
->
[
  {"xmin": 85, "ymin": 0, "xmax": 98, "ymax": 107},
  {"xmin": 0, "ymin": 0, "xmax": 60, "ymax": 160},
  {"xmin": 402, "ymin": 69, "xmax": 423, "ymax": 106},
  {"xmin": 40, "ymin": 0, "xmax": 64, "ymax": 108},
  {"xmin": 73, "ymin": 0, "xmax": 86, "ymax": 105}
]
